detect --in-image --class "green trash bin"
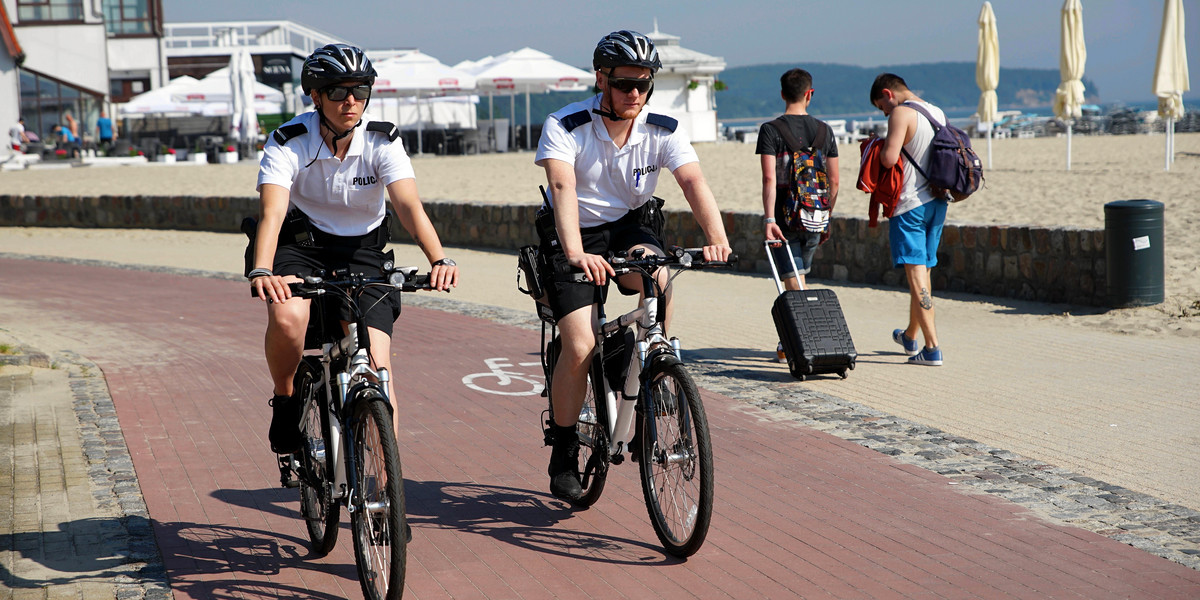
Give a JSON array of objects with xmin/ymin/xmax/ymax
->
[{"xmin": 1104, "ymin": 199, "xmax": 1163, "ymax": 307}]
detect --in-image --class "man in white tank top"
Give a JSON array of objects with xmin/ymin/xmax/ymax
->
[{"xmin": 869, "ymin": 73, "xmax": 950, "ymax": 367}]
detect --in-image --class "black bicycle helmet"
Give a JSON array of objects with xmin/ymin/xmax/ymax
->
[
  {"xmin": 593, "ymin": 30, "xmax": 661, "ymax": 74},
  {"xmin": 301, "ymin": 43, "xmax": 377, "ymax": 94}
]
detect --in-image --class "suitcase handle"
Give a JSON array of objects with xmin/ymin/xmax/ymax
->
[{"xmin": 764, "ymin": 239, "xmax": 805, "ymax": 294}]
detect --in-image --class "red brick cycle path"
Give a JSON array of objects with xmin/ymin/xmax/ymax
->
[{"xmin": 3, "ymin": 257, "xmax": 1198, "ymax": 599}]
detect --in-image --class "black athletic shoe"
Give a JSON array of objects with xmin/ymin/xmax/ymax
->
[
  {"xmin": 547, "ymin": 425, "xmax": 583, "ymax": 501},
  {"xmin": 268, "ymin": 393, "xmax": 303, "ymax": 454}
]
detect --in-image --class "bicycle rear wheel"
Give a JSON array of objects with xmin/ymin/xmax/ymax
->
[
  {"xmin": 571, "ymin": 360, "xmax": 609, "ymax": 507},
  {"xmin": 638, "ymin": 360, "xmax": 713, "ymax": 557},
  {"xmin": 349, "ymin": 390, "xmax": 407, "ymax": 600},
  {"xmin": 296, "ymin": 358, "xmax": 339, "ymax": 556}
]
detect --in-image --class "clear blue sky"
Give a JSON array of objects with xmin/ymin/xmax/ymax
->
[{"xmin": 162, "ymin": 0, "xmax": 1196, "ymax": 104}]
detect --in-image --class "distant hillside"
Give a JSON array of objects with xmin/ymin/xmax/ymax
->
[
  {"xmin": 476, "ymin": 62, "xmax": 1099, "ymax": 126},
  {"xmin": 716, "ymin": 62, "xmax": 1101, "ymax": 120}
]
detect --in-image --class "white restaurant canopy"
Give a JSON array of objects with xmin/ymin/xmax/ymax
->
[
  {"xmin": 456, "ymin": 47, "xmax": 592, "ymax": 150},
  {"xmin": 371, "ymin": 51, "xmax": 478, "ymax": 153},
  {"xmin": 170, "ymin": 66, "xmax": 285, "ymax": 110},
  {"xmin": 120, "ymin": 76, "xmax": 200, "ymax": 116}
]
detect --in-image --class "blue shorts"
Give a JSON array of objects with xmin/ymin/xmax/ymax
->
[
  {"xmin": 769, "ymin": 229, "xmax": 821, "ymax": 278},
  {"xmin": 889, "ymin": 199, "xmax": 948, "ymax": 268}
]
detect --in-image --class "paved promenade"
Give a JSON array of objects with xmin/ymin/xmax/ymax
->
[{"xmin": 2, "ymin": 241, "xmax": 1200, "ymax": 598}]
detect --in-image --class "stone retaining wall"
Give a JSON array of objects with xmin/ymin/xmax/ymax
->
[{"xmin": 0, "ymin": 194, "xmax": 1106, "ymax": 306}]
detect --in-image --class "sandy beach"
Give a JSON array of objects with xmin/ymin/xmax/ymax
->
[{"xmin": 3, "ymin": 131, "xmax": 1199, "ymax": 337}]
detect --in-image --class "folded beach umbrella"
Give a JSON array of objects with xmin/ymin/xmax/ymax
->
[
  {"xmin": 976, "ymin": 1, "xmax": 999, "ymax": 169},
  {"xmin": 1053, "ymin": 0, "xmax": 1086, "ymax": 171},
  {"xmin": 1153, "ymin": 0, "xmax": 1189, "ymax": 170}
]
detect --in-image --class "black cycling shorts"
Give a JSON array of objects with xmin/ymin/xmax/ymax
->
[
  {"xmin": 273, "ymin": 229, "xmax": 402, "ymax": 337},
  {"xmin": 540, "ymin": 209, "xmax": 662, "ymax": 321}
]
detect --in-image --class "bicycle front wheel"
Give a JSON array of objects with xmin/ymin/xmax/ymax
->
[
  {"xmin": 349, "ymin": 390, "xmax": 407, "ymax": 600},
  {"xmin": 638, "ymin": 360, "xmax": 714, "ymax": 558},
  {"xmin": 297, "ymin": 358, "xmax": 339, "ymax": 556}
]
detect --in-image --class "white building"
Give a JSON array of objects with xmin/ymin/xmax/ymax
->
[
  {"xmin": 1, "ymin": 6, "xmax": 348, "ymax": 156},
  {"xmin": 644, "ymin": 22, "xmax": 725, "ymax": 143},
  {"xmin": 2, "ymin": 0, "xmax": 170, "ymax": 153}
]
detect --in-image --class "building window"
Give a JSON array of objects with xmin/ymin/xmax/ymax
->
[
  {"xmin": 16, "ymin": 0, "xmax": 84, "ymax": 23},
  {"xmin": 110, "ymin": 77, "xmax": 151, "ymax": 103},
  {"xmin": 18, "ymin": 68, "xmax": 101, "ymax": 147},
  {"xmin": 103, "ymin": 0, "xmax": 160, "ymax": 36}
]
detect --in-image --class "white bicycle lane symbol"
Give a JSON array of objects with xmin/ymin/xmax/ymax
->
[{"xmin": 462, "ymin": 357, "xmax": 545, "ymax": 396}]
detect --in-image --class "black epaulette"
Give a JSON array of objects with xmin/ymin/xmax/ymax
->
[
  {"xmin": 272, "ymin": 123, "xmax": 307, "ymax": 145},
  {"xmin": 366, "ymin": 121, "xmax": 400, "ymax": 142},
  {"xmin": 646, "ymin": 113, "xmax": 678, "ymax": 133},
  {"xmin": 559, "ymin": 110, "xmax": 591, "ymax": 133}
]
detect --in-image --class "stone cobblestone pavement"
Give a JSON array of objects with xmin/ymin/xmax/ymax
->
[{"xmin": 1, "ymin": 334, "xmax": 168, "ymax": 600}]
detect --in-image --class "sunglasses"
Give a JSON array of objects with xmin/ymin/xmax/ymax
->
[
  {"xmin": 608, "ymin": 77, "xmax": 652, "ymax": 94},
  {"xmin": 323, "ymin": 84, "xmax": 372, "ymax": 101}
]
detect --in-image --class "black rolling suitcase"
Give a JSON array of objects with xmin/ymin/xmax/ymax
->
[{"xmin": 766, "ymin": 240, "xmax": 857, "ymax": 380}]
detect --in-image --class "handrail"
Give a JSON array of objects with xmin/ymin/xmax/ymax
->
[{"xmin": 163, "ymin": 20, "xmax": 348, "ymax": 56}]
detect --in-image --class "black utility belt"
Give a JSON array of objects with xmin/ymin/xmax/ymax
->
[
  {"xmin": 283, "ymin": 209, "xmax": 390, "ymax": 248},
  {"xmin": 579, "ymin": 207, "xmax": 642, "ymax": 234}
]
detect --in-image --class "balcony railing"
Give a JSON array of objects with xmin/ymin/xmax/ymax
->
[{"xmin": 163, "ymin": 20, "xmax": 347, "ymax": 56}]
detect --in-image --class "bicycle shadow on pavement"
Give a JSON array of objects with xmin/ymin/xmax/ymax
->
[
  {"xmin": 404, "ymin": 479, "xmax": 684, "ymax": 565},
  {"xmin": 148, "ymin": 517, "xmax": 359, "ymax": 599},
  {"xmin": 212, "ymin": 485, "xmax": 311, "ymax": 521},
  {"xmin": 0, "ymin": 516, "xmax": 161, "ymax": 590}
]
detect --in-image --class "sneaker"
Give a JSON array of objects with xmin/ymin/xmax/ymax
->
[
  {"xmin": 907, "ymin": 346, "xmax": 943, "ymax": 366},
  {"xmin": 892, "ymin": 329, "xmax": 919, "ymax": 356},
  {"xmin": 775, "ymin": 342, "xmax": 787, "ymax": 363}
]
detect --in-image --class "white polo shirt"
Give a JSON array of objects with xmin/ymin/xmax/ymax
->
[
  {"xmin": 257, "ymin": 110, "xmax": 415, "ymax": 236},
  {"xmin": 535, "ymin": 94, "xmax": 698, "ymax": 228}
]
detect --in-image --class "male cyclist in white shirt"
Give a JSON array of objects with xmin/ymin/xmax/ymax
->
[{"xmin": 535, "ymin": 30, "xmax": 732, "ymax": 501}]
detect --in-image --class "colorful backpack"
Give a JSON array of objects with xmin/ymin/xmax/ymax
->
[{"xmin": 767, "ymin": 117, "xmax": 830, "ymax": 232}]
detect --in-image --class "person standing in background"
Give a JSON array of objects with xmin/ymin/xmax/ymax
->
[
  {"xmin": 9, "ymin": 116, "xmax": 30, "ymax": 153},
  {"xmin": 97, "ymin": 111, "xmax": 117, "ymax": 155}
]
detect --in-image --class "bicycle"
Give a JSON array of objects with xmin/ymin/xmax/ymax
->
[
  {"xmin": 261, "ymin": 261, "xmax": 431, "ymax": 600},
  {"xmin": 534, "ymin": 246, "xmax": 736, "ymax": 557}
]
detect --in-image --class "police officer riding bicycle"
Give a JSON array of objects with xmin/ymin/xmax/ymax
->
[
  {"xmin": 249, "ymin": 43, "xmax": 459, "ymax": 455},
  {"xmin": 535, "ymin": 30, "xmax": 732, "ymax": 501}
]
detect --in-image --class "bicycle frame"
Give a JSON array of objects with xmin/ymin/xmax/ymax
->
[
  {"xmin": 299, "ymin": 324, "xmax": 390, "ymax": 504},
  {"xmin": 591, "ymin": 264, "xmax": 682, "ymax": 462}
]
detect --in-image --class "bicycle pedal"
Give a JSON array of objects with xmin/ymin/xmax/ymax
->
[{"xmin": 277, "ymin": 455, "xmax": 299, "ymax": 488}]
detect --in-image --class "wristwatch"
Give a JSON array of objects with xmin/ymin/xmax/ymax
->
[{"xmin": 432, "ymin": 258, "xmax": 456, "ymax": 267}]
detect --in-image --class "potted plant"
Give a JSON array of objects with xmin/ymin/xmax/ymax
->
[
  {"xmin": 221, "ymin": 144, "xmax": 239, "ymax": 164},
  {"xmin": 157, "ymin": 147, "xmax": 177, "ymax": 164},
  {"xmin": 191, "ymin": 140, "xmax": 208, "ymax": 163}
]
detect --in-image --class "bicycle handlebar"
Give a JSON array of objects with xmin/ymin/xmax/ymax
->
[
  {"xmin": 250, "ymin": 264, "xmax": 433, "ymax": 298},
  {"xmin": 608, "ymin": 246, "xmax": 738, "ymax": 273}
]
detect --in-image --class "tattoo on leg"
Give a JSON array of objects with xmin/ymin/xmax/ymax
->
[{"xmin": 919, "ymin": 287, "xmax": 933, "ymax": 310}]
